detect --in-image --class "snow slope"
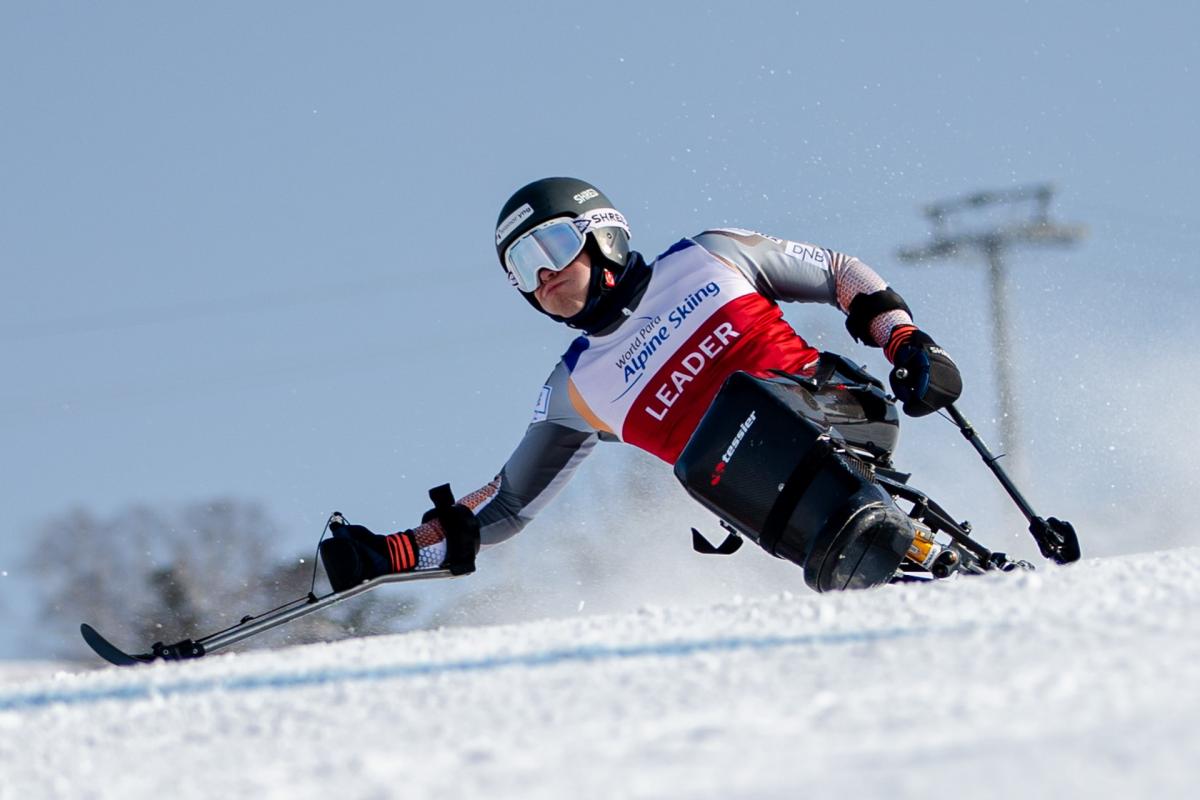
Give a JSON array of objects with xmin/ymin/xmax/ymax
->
[{"xmin": 2, "ymin": 549, "xmax": 1198, "ymax": 800}]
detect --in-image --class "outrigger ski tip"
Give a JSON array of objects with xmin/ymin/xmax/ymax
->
[{"xmin": 80, "ymin": 623, "xmax": 153, "ymax": 667}]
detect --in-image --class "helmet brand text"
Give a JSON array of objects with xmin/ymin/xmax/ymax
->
[{"xmin": 496, "ymin": 203, "xmax": 534, "ymax": 245}]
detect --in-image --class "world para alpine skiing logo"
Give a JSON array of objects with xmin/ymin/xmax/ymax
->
[
  {"xmin": 710, "ymin": 410, "xmax": 756, "ymax": 486},
  {"xmin": 612, "ymin": 281, "xmax": 723, "ymax": 401}
]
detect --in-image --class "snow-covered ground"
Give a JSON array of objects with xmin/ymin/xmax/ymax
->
[
  {"xmin": 0, "ymin": 662, "xmax": 77, "ymax": 686},
  {"xmin": 2, "ymin": 549, "xmax": 1198, "ymax": 800}
]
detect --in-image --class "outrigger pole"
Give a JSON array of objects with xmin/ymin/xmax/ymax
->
[
  {"xmin": 943, "ymin": 403, "xmax": 1081, "ymax": 565},
  {"xmin": 81, "ymin": 484, "xmax": 478, "ymax": 667}
]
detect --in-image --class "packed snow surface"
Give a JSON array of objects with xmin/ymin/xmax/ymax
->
[{"xmin": 2, "ymin": 549, "xmax": 1199, "ymax": 799}]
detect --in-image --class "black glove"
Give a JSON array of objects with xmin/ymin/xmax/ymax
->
[
  {"xmin": 887, "ymin": 327, "xmax": 962, "ymax": 417},
  {"xmin": 319, "ymin": 517, "xmax": 418, "ymax": 592}
]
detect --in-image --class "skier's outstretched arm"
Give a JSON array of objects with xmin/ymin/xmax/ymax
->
[
  {"xmin": 407, "ymin": 361, "xmax": 600, "ymax": 559},
  {"xmin": 320, "ymin": 361, "xmax": 598, "ymax": 589}
]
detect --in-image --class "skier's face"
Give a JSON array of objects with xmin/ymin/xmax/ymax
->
[{"xmin": 534, "ymin": 248, "xmax": 591, "ymax": 318}]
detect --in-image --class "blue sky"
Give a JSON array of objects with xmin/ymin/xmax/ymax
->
[{"xmin": 3, "ymin": 2, "xmax": 1198, "ymax": 657}]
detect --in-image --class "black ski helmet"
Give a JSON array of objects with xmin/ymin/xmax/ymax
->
[{"xmin": 494, "ymin": 177, "xmax": 632, "ymax": 326}]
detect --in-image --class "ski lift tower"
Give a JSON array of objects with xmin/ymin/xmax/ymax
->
[{"xmin": 897, "ymin": 184, "xmax": 1085, "ymax": 469}]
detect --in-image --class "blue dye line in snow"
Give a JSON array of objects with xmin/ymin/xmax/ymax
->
[{"xmin": 0, "ymin": 623, "xmax": 973, "ymax": 714}]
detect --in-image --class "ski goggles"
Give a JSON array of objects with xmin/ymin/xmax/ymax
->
[{"xmin": 502, "ymin": 209, "xmax": 629, "ymax": 293}]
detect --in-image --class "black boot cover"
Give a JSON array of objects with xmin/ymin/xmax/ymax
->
[
  {"xmin": 674, "ymin": 371, "xmax": 915, "ymax": 592},
  {"xmin": 319, "ymin": 521, "xmax": 394, "ymax": 592}
]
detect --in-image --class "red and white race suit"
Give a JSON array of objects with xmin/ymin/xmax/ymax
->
[{"xmin": 413, "ymin": 229, "xmax": 913, "ymax": 554}]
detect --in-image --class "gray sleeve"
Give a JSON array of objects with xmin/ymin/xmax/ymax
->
[
  {"xmin": 692, "ymin": 228, "xmax": 913, "ymax": 346},
  {"xmin": 474, "ymin": 360, "xmax": 600, "ymax": 545},
  {"xmin": 693, "ymin": 228, "xmax": 841, "ymax": 305}
]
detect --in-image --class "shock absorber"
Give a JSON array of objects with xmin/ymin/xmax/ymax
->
[
  {"xmin": 904, "ymin": 520, "xmax": 963, "ymax": 578},
  {"xmin": 905, "ymin": 521, "xmax": 941, "ymax": 569}
]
